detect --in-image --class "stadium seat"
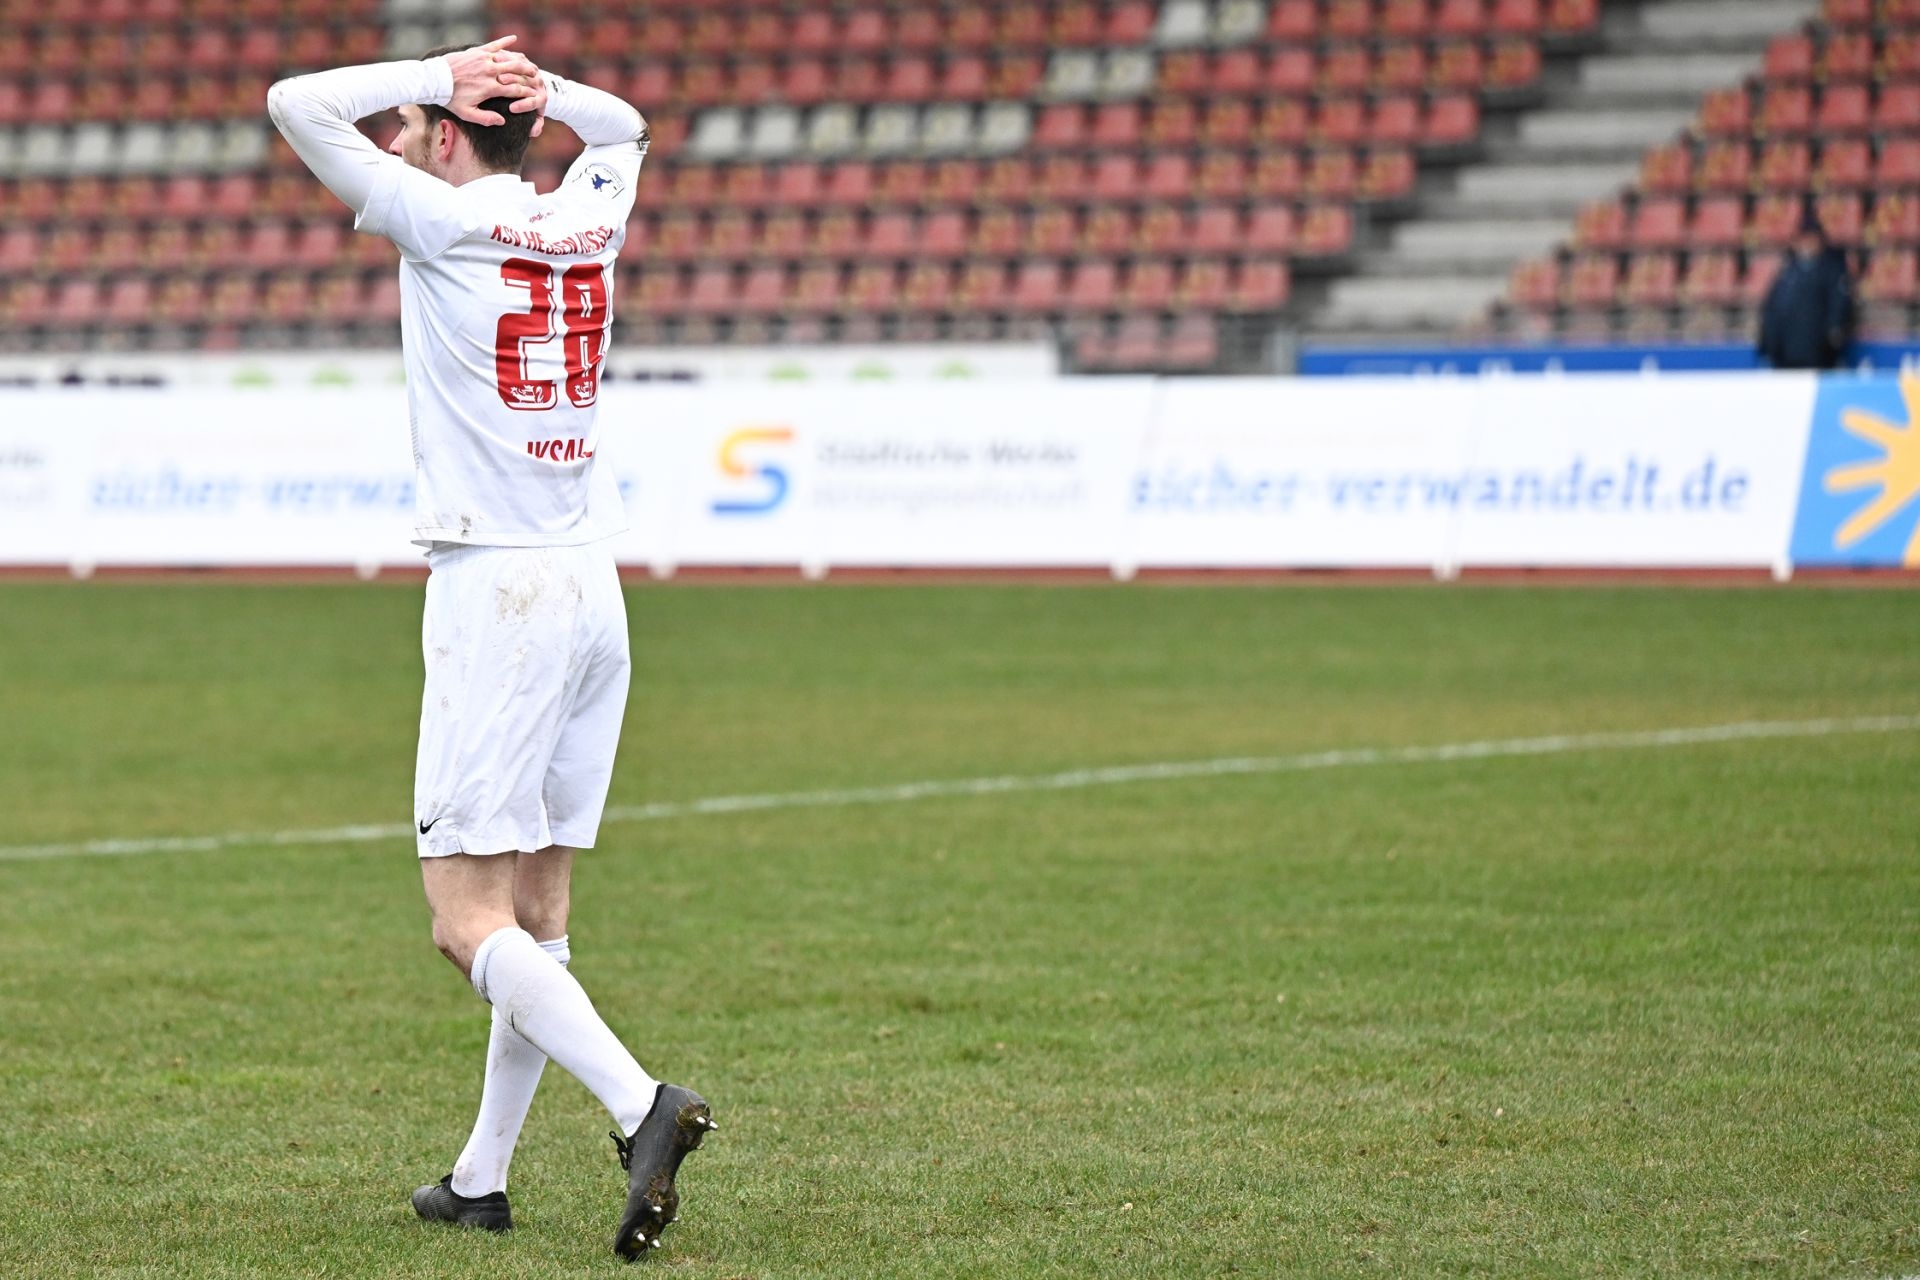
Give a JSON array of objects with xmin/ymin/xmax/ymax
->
[
  {"xmin": 1563, "ymin": 254, "xmax": 1620, "ymax": 307},
  {"xmin": 1681, "ymin": 251, "xmax": 1742, "ymax": 306},
  {"xmin": 1870, "ymin": 192, "xmax": 1920, "ymax": 243},
  {"xmin": 1621, "ymin": 253, "xmax": 1680, "ymax": 307},
  {"xmin": 1860, "ymin": 247, "xmax": 1920, "ymax": 301},
  {"xmin": 1817, "ymin": 138, "xmax": 1872, "ymax": 188},
  {"xmin": 1757, "ymin": 140, "xmax": 1813, "ymax": 189},
  {"xmin": 1641, "ymin": 142, "xmax": 1694, "ymax": 195},
  {"xmin": 1691, "ymin": 197, "xmax": 1748, "ymax": 248},
  {"xmin": 1508, "ymin": 258, "xmax": 1562, "ymax": 310}
]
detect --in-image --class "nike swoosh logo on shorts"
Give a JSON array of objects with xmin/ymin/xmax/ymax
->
[{"xmin": 418, "ymin": 817, "xmax": 441, "ymax": 834}]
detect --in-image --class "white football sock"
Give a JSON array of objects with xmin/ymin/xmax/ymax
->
[
  {"xmin": 469, "ymin": 927, "xmax": 659, "ymax": 1138},
  {"xmin": 449, "ymin": 935, "xmax": 571, "ymax": 1198}
]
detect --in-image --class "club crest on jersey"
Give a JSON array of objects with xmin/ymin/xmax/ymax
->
[{"xmin": 579, "ymin": 163, "xmax": 625, "ymax": 198}]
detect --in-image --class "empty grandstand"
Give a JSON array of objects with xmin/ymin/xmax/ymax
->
[{"xmin": 12, "ymin": 1, "xmax": 1920, "ymax": 372}]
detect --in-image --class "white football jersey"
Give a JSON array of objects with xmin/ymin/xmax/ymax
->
[{"xmin": 360, "ymin": 144, "xmax": 643, "ymax": 548}]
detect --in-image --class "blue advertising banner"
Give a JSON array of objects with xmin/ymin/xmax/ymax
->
[
  {"xmin": 1789, "ymin": 373, "xmax": 1920, "ymax": 568},
  {"xmin": 1299, "ymin": 341, "xmax": 1920, "ymax": 378}
]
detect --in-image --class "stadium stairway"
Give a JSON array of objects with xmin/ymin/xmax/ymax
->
[
  {"xmin": 1304, "ymin": 0, "xmax": 1821, "ymax": 340},
  {"xmin": 1479, "ymin": 0, "xmax": 1920, "ymax": 348}
]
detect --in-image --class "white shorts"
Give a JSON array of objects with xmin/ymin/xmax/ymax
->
[{"xmin": 414, "ymin": 541, "xmax": 630, "ymax": 858}]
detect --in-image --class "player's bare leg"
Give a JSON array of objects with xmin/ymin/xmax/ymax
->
[
  {"xmin": 418, "ymin": 847, "xmax": 581, "ymax": 1229},
  {"xmin": 416, "ymin": 851, "xmax": 713, "ymax": 1259}
]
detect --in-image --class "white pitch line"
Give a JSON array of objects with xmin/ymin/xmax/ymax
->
[{"xmin": 2, "ymin": 714, "xmax": 1917, "ymax": 865}]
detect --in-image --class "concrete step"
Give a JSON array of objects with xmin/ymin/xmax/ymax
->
[
  {"xmin": 1430, "ymin": 160, "xmax": 1639, "ymax": 218},
  {"xmin": 1564, "ymin": 52, "xmax": 1759, "ymax": 106},
  {"xmin": 1630, "ymin": 0, "xmax": 1820, "ymax": 50},
  {"xmin": 1318, "ymin": 274, "xmax": 1511, "ymax": 328},
  {"xmin": 1514, "ymin": 106, "xmax": 1695, "ymax": 156},
  {"xmin": 1385, "ymin": 218, "xmax": 1568, "ymax": 268}
]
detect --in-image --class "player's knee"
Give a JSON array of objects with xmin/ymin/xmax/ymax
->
[
  {"xmin": 515, "ymin": 900, "xmax": 569, "ymax": 942},
  {"xmin": 430, "ymin": 918, "xmax": 478, "ymax": 977}
]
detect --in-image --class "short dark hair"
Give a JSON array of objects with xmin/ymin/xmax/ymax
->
[{"xmin": 418, "ymin": 44, "xmax": 536, "ymax": 174}]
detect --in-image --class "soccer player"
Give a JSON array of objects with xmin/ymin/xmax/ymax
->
[{"xmin": 267, "ymin": 38, "xmax": 714, "ymax": 1261}]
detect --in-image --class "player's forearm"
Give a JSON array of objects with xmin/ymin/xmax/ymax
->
[
  {"xmin": 541, "ymin": 74, "xmax": 646, "ymax": 147},
  {"xmin": 267, "ymin": 59, "xmax": 453, "ymax": 213}
]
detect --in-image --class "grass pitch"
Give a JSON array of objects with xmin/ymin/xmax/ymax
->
[{"xmin": 0, "ymin": 582, "xmax": 1915, "ymax": 1279}]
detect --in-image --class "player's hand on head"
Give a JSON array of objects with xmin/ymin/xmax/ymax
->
[{"xmin": 442, "ymin": 34, "xmax": 545, "ymax": 128}]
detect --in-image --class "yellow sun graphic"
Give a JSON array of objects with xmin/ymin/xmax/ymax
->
[{"xmin": 1824, "ymin": 370, "xmax": 1920, "ymax": 565}]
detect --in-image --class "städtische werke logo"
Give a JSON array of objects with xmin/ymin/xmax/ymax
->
[
  {"xmin": 1790, "ymin": 372, "xmax": 1920, "ymax": 567},
  {"xmin": 711, "ymin": 426, "xmax": 795, "ymax": 516}
]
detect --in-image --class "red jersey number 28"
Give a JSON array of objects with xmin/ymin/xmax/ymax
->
[{"xmin": 495, "ymin": 258, "xmax": 609, "ymax": 412}]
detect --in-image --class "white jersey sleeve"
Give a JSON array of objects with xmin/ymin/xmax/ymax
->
[{"xmin": 548, "ymin": 73, "xmax": 649, "ymax": 226}]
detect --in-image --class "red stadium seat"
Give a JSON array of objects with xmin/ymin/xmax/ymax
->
[
  {"xmin": 1817, "ymin": 139, "xmax": 1872, "ymax": 189},
  {"xmin": 1092, "ymin": 103, "xmax": 1143, "ymax": 149},
  {"xmin": 1202, "ymin": 100, "xmax": 1254, "ymax": 147},
  {"xmin": 1022, "ymin": 207, "xmax": 1075, "ymax": 256},
  {"xmin": 1298, "ymin": 206, "xmax": 1355, "ymax": 256},
  {"xmin": 1314, "ymin": 99, "xmax": 1369, "ymax": 147},
  {"xmin": 1876, "ymin": 83, "xmax": 1920, "ymax": 133},
  {"xmin": 1371, "ymin": 96, "xmax": 1423, "ymax": 144},
  {"xmin": 1681, "ymin": 252, "xmax": 1741, "ymax": 306},
  {"xmin": 846, "ymin": 262, "xmax": 899, "ymax": 313},
  {"xmin": 1757, "ymin": 140, "xmax": 1812, "ymax": 190},
  {"xmin": 1142, "ymin": 153, "xmax": 1194, "ymax": 200},
  {"xmin": 1546, "ymin": 0, "xmax": 1599, "ymax": 34},
  {"xmin": 1197, "ymin": 152, "xmax": 1250, "ymax": 200},
  {"xmin": 1817, "ymin": 191, "xmax": 1865, "ymax": 244},
  {"xmin": 1698, "ymin": 87, "xmax": 1753, "ymax": 137},
  {"xmin": 899, "ymin": 262, "xmax": 952, "ymax": 312},
  {"xmin": 1245, "ymin": 206, "xmax": 1297, "ymax": 253},
  {"xmin": 1033, "ymin": 104, "xmax": 1087, "ymax": 151},
  {"xmin": 1760, "ymin": 86, "xmax": 1814, "ymax": 135},
  {"xmin": 1562, "ymin": 254, "xmax": 1620, "ymax": 308},
  {"xmin": 1320, "ymin": 45, "xmax": 1373, "ymax": 94},
  {"xmin": 919, "ymin": 210, "xmax": 968, "ymax": 257},
  {"xmin": 1376, "ymin": 43, "xmax": 1430, "ymax": 92},
  {"xmin": 1146, "ymin": 100, "xmax": 1199, "ymax": 148},
  {"xmin": 1640, "ymin": 142, "xmax": 1694, "ymax": 195},
  {"xmin": 1425, "ymin": 95, "xmax": 1481, "ymax": 146},
  {"xmin": 1816, "ymin": 83, "xmax": 1871, "ymax": 133},
  {"xmin": 1228, "ymin": 260, "xmax": 1290, "ymax": 311},
  {"xmin": 1630, "ymin": 197, "xmax": 1688, "ymax": 248},
  {"xmin": 1382, "ymin": 0, "xmax": 1431, "ymax": 38},
  {"xmin": 1267, "ymin": 47, "xmax": 1316, "ymax": 95},
  {"xmin": 1191, "ymin": 206, "xmax": 1243, "ymax": 255},
  {"xmin": 1304, "ymin": 149, "xmax": 1359, "ymax": 200},
  {"xmin": 1107, "ymin": 2, "xmax": 1156, "ymax": 42},
  {"xmin": 1267, "ymin": 0, "xmax": 1319, "ymax": 42},
  {"xmin": 1433, "ymin": 0, "xmax": 1489, "ymax": 37},
  {"xmin": 1573, "ymin": 200, "xmax": 1629, "ymax": 250},
  {"xmin": 1121, "ymin": 260, "xmax": 1176, "ymax": 311},
  {"xmin": 1431, "ymin": 41, "xmax": 1487, "ymax": 90},
  {"xmin": 1249, "ymin": 151, "xmax": 1304, "ymax": 198},
  {"xmin": 1492, "ymin": 0, "xmax": 1543, "ymax": 34},
  {"xmin": 952, "ymin": 260, "xmax": 1008, "ymax": 312},
  {"xmin": 1690, "ymin": 197, "xmax": 1747, "ymax": 248},
  {"xmin": 1764, "ymin": 34, "xmax": 1814, "ymax": 82},
  {"xmin": 1821, "ymin": 32, "xmax": 1874, "ymax": 82},
  {"xmin": 1866, "ymin": 191, "xmax": 1920, "ymax": 243},
  {"xmin": 1508, "ymin": 258, "xmax": 1561, "ymax": 310},
  {"xmin": 1081, "ymin": 207, "xmax": 1135, "ymax": 254},
  {"xmin": 1135, "ymin": 205, "xmax": 1187, "ymax": 256},
  {"xmin": 1214, "ymin": 49, "xmax": 1263, "ymax": 96},
  {"xmin": 1696, "ymin": 141, "xmax": 1753, "ymax": 192},
  {"xmin": 1878, "ymin": 138, "xmax": 1920, "ymax": 188},
  {"xmin": 1750, "ymin": 195, "xmax": 1805, "ymax": 246},
  {"xmin": 1488, "ymin": 39, "xmax": 1545, "ymax": 89},
  {"xmin": 1259, "ymin": 100, "xmax": 1312, "ymax": 146},
  {"xmin": 1326, "ymin": 0, "xmax": 1373, "ymax": 40},
  {"xmin": 1860, "ymin": 248, "xmax": 1920, "ymax": 301},
  {"xmin": 1066, "ymin": 259, "xmax": 1119, "ymax": 311},
  {"xmin": 1173, "ymin": 260, "xmax": 1231, "ymax": 309},
  {"xmin": 1361, "ymin": 147, "xmax": 1418, "ymax": 199},
  {"xmin": 1621, "ymin": 253, "xmax": 1679, "ymax": 307},
  {"xmin": 1823, "ymin": 0, "xmax": 1872, "ymax": 24}
]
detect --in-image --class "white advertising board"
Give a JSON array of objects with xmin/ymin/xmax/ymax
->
[{"xmin": 0, "ymin": 373, "xmax": 1835, "ymax": 573}]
